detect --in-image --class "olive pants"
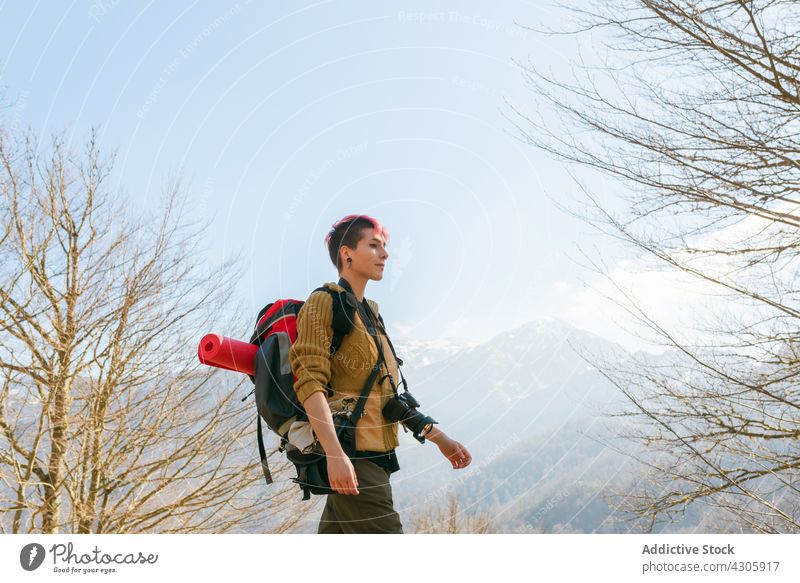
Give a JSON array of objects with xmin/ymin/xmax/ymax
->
[{"xmin": 317, "ymin": 458, "xmax": 404, "ymax": 534}]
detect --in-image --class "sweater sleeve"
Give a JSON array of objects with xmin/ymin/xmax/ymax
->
[{"xmin": 289, "ymin": 290, "xmax": 334, "ymax": 406}]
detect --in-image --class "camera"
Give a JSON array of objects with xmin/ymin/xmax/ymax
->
[{"xmin": 382, "ymin": 391, "xmax": 437, "ymax": 443}]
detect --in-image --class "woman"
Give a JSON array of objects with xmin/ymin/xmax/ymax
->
[{"xmin": 289, "ymin": 213, "xmax": 472, "ymax": 534}]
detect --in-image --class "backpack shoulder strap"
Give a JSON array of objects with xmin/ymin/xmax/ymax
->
[{"xmin": 312, "ymin": 285, "xmax": 355, "ymax": 355}]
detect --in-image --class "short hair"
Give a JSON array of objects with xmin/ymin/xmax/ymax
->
[{"xmin": 324, "ymin": 214, "xmax": 389, "ymax": 273}]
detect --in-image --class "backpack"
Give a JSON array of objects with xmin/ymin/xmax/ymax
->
[{"xmin": 245, "ymin": 277, "xmax": 403, "ymax": 500}]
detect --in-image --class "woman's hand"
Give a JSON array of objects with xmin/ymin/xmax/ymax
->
[
  {"xmin": 437, "ymin": 437, "xmax": 472, "ymax": 469},
  {"xmin": 326, "ymin": 454, "xmax": 359, "ymax": 495},
  {"xmin": 301, "ymin": 392, "xmax": 359, "ymax": 495}
]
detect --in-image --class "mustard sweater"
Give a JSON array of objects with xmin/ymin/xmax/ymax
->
[{"xmin": 288, "ymin": 282, "xmax": 400, "ymax": 452}]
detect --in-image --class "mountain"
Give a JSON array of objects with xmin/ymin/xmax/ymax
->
[
  {"xmin": 393, "ymin": 317, "xmax": 634, "ymax": 453},
  {"xmin": 391, "ymin": 336, "xmax": 481, "ymax": 368},
  {"xmin": 395, "ymin": 418, "xmax": 715, "ymax": 534},
  {"xmin": 386, "ymin": 317, "xmax": 701, "ymax": 533}
]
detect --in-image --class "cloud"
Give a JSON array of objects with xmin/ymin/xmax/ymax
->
[
  {"xmin": 560, "ymin": 203, "xmax": 800, "ymax": 353},
  {"xmin": 561, "ymin": 261, "xmax": 718, "ymax": 353}
]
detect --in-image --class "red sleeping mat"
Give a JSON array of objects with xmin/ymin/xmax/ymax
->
[{"xmin": 197, "ymin": 334, "xmax": 258, "ymax": 376}]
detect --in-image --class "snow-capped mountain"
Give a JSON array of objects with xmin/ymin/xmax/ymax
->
[
  {"xmin": 388, "ymin": 317, "xmax": 693, "ymax": 532},
  {"xmin": 396, "ymin": 317, "xmax": 635, "ymax": 438},
  {"xmin": 391, "ymin": 337, "xmax": 481, "ymax": 368},
  {"xmin": 389, "ymin": 317, "xmax": 678, "ymax": 490}
]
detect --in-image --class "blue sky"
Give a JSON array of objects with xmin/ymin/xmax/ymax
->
[{"xmin": 0, "ymin": 1, "xmax": 676, "ymax": 351}]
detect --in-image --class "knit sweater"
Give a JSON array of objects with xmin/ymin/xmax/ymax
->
[{"xmin": 288, "ymin": 282, "xmax": 400, "ymax": 452}]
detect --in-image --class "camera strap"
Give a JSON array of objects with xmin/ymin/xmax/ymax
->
[
  {"xmin": 374, "ymin": 314, "xmax": 408, "ymax": 396},
  {"xmin": 337, "ymin": 278, "xmax": 389, "ymax": 428}
]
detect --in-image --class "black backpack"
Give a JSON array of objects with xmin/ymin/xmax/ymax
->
[{"xmin": 245, "ymin": 277, "xmax": 403, "ymax": 500}]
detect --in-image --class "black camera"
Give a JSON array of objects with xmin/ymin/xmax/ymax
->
[{"xmin": 382, "ymin": 391, "xmax": 437, "ymax": 443}]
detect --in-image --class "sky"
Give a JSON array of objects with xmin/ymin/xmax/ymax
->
[{"xmin": 0, "ymin": 0, "xmax": 697, "ymax": 353}]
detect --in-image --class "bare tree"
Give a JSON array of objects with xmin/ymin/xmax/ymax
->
[
  {"xmin": 0, "ymin": 126, "xmax": 311, "ymax": 533},
  {"xmin": 411, "ymin": 493, "xmax": 495, "ymax": 533},
  {"xmin": 508, "ymin": 0, "xmax": 800, "ymax": 532}
]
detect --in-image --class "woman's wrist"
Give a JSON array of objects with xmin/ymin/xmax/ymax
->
[
  {"xmin": 303, "ymin": 391, "xmax": 346, "ymax": 457},
  {"xmin": 423, "ymin": 424, "xmax": 446, "ymax": 445}
]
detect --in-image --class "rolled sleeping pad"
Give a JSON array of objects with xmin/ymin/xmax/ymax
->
[{"xmin": 197, "ymin": 333, "xmax": 258, "ymax": 376}]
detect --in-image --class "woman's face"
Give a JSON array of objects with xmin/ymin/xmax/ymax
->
[{"xmin": 341, "ymin": 227, "xmax": 389, "ymax": 280}]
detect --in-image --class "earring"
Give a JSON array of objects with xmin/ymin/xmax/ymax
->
[{"xmin": 346, "ymin": 257, "xmax": 352, "ymax": 267}]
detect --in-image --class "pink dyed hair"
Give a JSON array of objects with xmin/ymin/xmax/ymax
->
[
  {"xmin": 324, "ymin": 214, "xmax": 390, "ymax": 272},
  {"xmin": 323, "ymin": 213, "xmax": 390, "ymax": 248}
]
